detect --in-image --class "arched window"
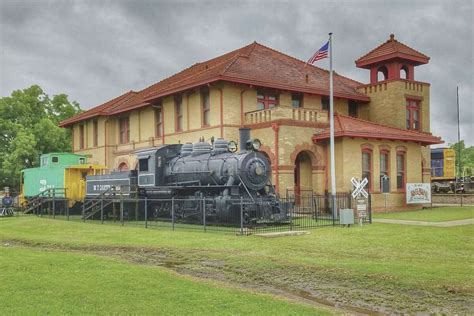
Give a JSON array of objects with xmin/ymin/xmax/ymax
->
[
  {"xmin": 361, "ymin": 149, "xmax": 373, "ymax": 191},
  {"xmin": 380, "ymin": 150, "xmax": 390, "ymax": 191},
  {"xmin": 118, "ymin": 162, "xmax": 129, "ymax": 171},
  {"xmin": 400, "ymin": 65, "xmax": 409, "ymax": 79},
  {"xmin": 377, "ymin": 66, "xmax": 388, "ymax": 82},
  {"xmin": 396, "ymin": 152, "xmax": 406, "ymax": 191}
]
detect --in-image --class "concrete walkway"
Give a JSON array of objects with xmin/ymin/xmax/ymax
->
[{"xmin": 373, "ymin": 218, "xmax": 474, "ymax": 227}]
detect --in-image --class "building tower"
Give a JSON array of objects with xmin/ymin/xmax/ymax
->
[{"xmin": 355, "ymin": 34, "xmax": 433, "ymax": 182}]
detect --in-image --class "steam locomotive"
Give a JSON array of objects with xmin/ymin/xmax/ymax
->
[{"xmin": 86, "ymin": 130, "xmax": 287, "ymax": 223}]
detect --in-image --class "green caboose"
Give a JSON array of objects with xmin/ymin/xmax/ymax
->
[{"xmin": 20, "ymin": 153, "xmax": 106, "ymax": 206}]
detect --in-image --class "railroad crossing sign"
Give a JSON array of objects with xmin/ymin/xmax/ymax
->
[{"xmin": 351, "ymin": 177, "xmax": 368, "ymax": 198}]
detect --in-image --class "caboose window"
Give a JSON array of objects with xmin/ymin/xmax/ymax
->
[
  {"xmin": 41, "ymin": 157, "xmax": 48, "ymax": 166},
  {"xmin": 139, "ymin": 158, "xmax": 149, "ymax": 172},
  {"xmin": 52, "ymin": 156, "xmax": 59, "ymax": 163}
]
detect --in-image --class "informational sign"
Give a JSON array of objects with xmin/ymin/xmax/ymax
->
[
  {"xmin": 381, "ymin": 175, "xmax": 390, "ymax": 193},
  {"xmin": 406, "ymin": 183, "xmax": 431, "ymax": 204},
  {"xmin": 351, "ymin": 177, "xmax": 368, "ymax": 199},
  {"xmin": 356, "ymin": 198, "xmax": 367, "ymax": 211}
]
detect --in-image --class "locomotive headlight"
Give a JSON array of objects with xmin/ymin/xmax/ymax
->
[{"xmin": 251, "ymin": 139, "xmax": 261, "ymax": 151}]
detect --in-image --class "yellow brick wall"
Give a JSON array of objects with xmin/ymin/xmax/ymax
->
[
  {"xmin": 334, "ymin": 98, "xmax": 348, "ymax": 116},
  {"xmin": 279, "ymin": 91, "xmax": 292, "ymax": 107},
  {"xmin": 303, "ymin": 94, "xmax": 321, "ymax": 109},
  {"xmin": 139, "ymin": 107, "xmax": 156, "ymax": 141},
  {"xmin": 209, "ymin": 87, "xmax": 222, "ymax": 126},
  {"xmin": 357, "ymin": 81, "xmax": 430, "ymax": 132}
]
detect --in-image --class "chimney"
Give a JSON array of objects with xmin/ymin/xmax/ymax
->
[{"xmin": 239, "ymin": 128, "xmax": 251, "ymax": 152}]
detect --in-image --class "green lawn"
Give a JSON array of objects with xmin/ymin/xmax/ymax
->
[
  {"xmin": 373, "ymin": 206, "xmax": 474, "ymax": 222},
  {"xmin": 1, "ymin": 211, "xmax": 473, "ymax": 314},
  {"xmin": 0, "ymin": 247, "xmax": 324, "ymax": 315}
]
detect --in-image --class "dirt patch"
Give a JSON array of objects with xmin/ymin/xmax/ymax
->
[{"xmin": 4, "ymin": 239, "xmax": 473, "ymax": 315}]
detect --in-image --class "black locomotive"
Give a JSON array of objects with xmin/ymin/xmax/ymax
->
[{"xmin": 86, "ymin": 130, "xmax": 287, "ymax": 224}]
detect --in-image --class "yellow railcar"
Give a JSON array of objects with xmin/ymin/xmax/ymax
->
[{"xmin": 431, "ymin": 148, "xmax": 456, "ymax": 181}]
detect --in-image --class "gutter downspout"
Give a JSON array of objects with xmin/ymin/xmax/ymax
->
[
  {"xmin": 104, "ymin": 117, "xmax": 108, "ymax": 168},
  {"xmin": 272, "ymin": 123, "xmax": 280, "ymax": 193},
  {"xmin": 240, "ymin": 88, "xmax": 251, "ymax": 128}
]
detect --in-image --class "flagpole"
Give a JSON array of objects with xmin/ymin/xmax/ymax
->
[{"xmin": 328, "ymin": 32, "xmax": 337, "ymax": 219}]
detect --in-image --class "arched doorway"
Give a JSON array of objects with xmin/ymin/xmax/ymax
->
[
  {"xmin": 118, "ymin": 162, "xmax": 129, "ymax": 171},
  {"xmin": 294, "ymin": 151, "xmax": 313, "ymax": 204}
]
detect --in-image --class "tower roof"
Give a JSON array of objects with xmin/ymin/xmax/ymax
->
[{"xmin": 355, "ymin": 34, "xmax": 430, "ymax": 68}]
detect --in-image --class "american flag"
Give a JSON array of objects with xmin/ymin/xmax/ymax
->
[{"xmin": 307, "ymin": 41, "xmax": 329, "ymax": 65}]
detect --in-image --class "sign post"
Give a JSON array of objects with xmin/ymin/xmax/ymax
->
[{"xmin": 351, "ymin": 177, "xmax": 368, "ymax": 225}]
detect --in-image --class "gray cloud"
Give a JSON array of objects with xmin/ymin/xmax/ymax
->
[{"xmin": 1, "ymin": 0, "xmax": 472, "ymax": 146}]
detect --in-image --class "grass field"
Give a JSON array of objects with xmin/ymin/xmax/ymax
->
[
  {"xmin": 1, "ymin": 247, "xmax": 325, "ymax": 315},
  {"xmin": 373, "ymin": 206, "xmax": 473, "ymax": 222},
  {"xmin": 1, "ymin": 207, "xmax": 473, "ymax": 314}
]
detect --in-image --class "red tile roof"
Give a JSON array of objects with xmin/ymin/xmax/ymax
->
[
  {"xmin": 355, "ymin": 34, "xmax": 429, "ymax": 68},
  {"xmin": 312, "ymin": 114, "xmax": 443, "ymax": 145},
  {"xmin": 60, "ymin": 42, "xmax": 369, "ymax": 127},
  {"xmin": 59, "ymin": 91, "xmax": 138, "ymax": 126}
]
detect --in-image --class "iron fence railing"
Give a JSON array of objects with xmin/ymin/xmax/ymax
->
[{"xmin": 16, "ymin": 192, "xmax": 371, "ymax": 234}]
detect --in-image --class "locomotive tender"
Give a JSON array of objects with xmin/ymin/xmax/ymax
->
[{"xmin": 86, "ymin": 129, "xmax": 287, "ymax": 223}]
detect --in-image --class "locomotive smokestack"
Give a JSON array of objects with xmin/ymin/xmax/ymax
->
[{"xmin": 239, "ymin": 128, "xmax": 251, "ymax": 153}]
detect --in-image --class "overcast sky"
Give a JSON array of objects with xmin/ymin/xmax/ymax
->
[{"xmin": 1, "ymin": 0, "xmax": 472, "ymax": 146}]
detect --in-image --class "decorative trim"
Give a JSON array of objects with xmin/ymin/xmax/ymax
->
[
  {"xmin": 361, "ymin": 143, "xmax": 374, "ymax": 150},
  {"xmin": 289, "ymin": 142, "xmax": 323, "ymax": 168},
  {"xmin": 378, "ymin": 144, "xmax": 391, "ymax": 152},
  {"xmin": 404, "ymin": 94, "xmax": 424, "ymax": 101},
  {"xmin": 259, "ymin": 145, "xmax": 276, "ymax": 166},
  {"xmin": 396, "ymin": 145, "xmax": 408, "ymax": 153}
]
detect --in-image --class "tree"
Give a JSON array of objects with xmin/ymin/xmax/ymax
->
[
  {"xmin": 450, "ymin": 140, "xmax": 474, "ymax": 177},
  {"xmin": 0, "ymin": 85, "xmax": 82, "ymax": 189}
]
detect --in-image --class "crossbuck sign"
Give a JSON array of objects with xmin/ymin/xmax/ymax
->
[{"xmin": 351, "ymin": 177, "xmax": 368, "ymax": 199}]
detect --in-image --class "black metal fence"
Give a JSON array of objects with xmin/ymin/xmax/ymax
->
[{"xmin": 20, "ymin": 193, "xmax": 371, "ymax": 234}]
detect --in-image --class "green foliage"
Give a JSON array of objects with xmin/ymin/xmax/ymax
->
[
  {"xmin": 0, "ymin": 85, "xmax": 81, "ymax": 188},
  {"xmin": 450, "ymin": 140, "xmax": 474, "ymax": 176}
]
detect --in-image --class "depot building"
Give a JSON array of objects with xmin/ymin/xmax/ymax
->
[{"xmin": 60, "ymin": 34, "xmax": 442, "ymax": 211}]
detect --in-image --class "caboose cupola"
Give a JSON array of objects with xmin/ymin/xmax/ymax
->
[{"xmin": 355, "ymin": 34, "xmax": 430, "ymax": 84}]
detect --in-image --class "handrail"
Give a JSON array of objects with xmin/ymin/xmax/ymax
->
[{"xmin": 244, "ymin": 106, "xmax": 328, "ymax": 125}]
